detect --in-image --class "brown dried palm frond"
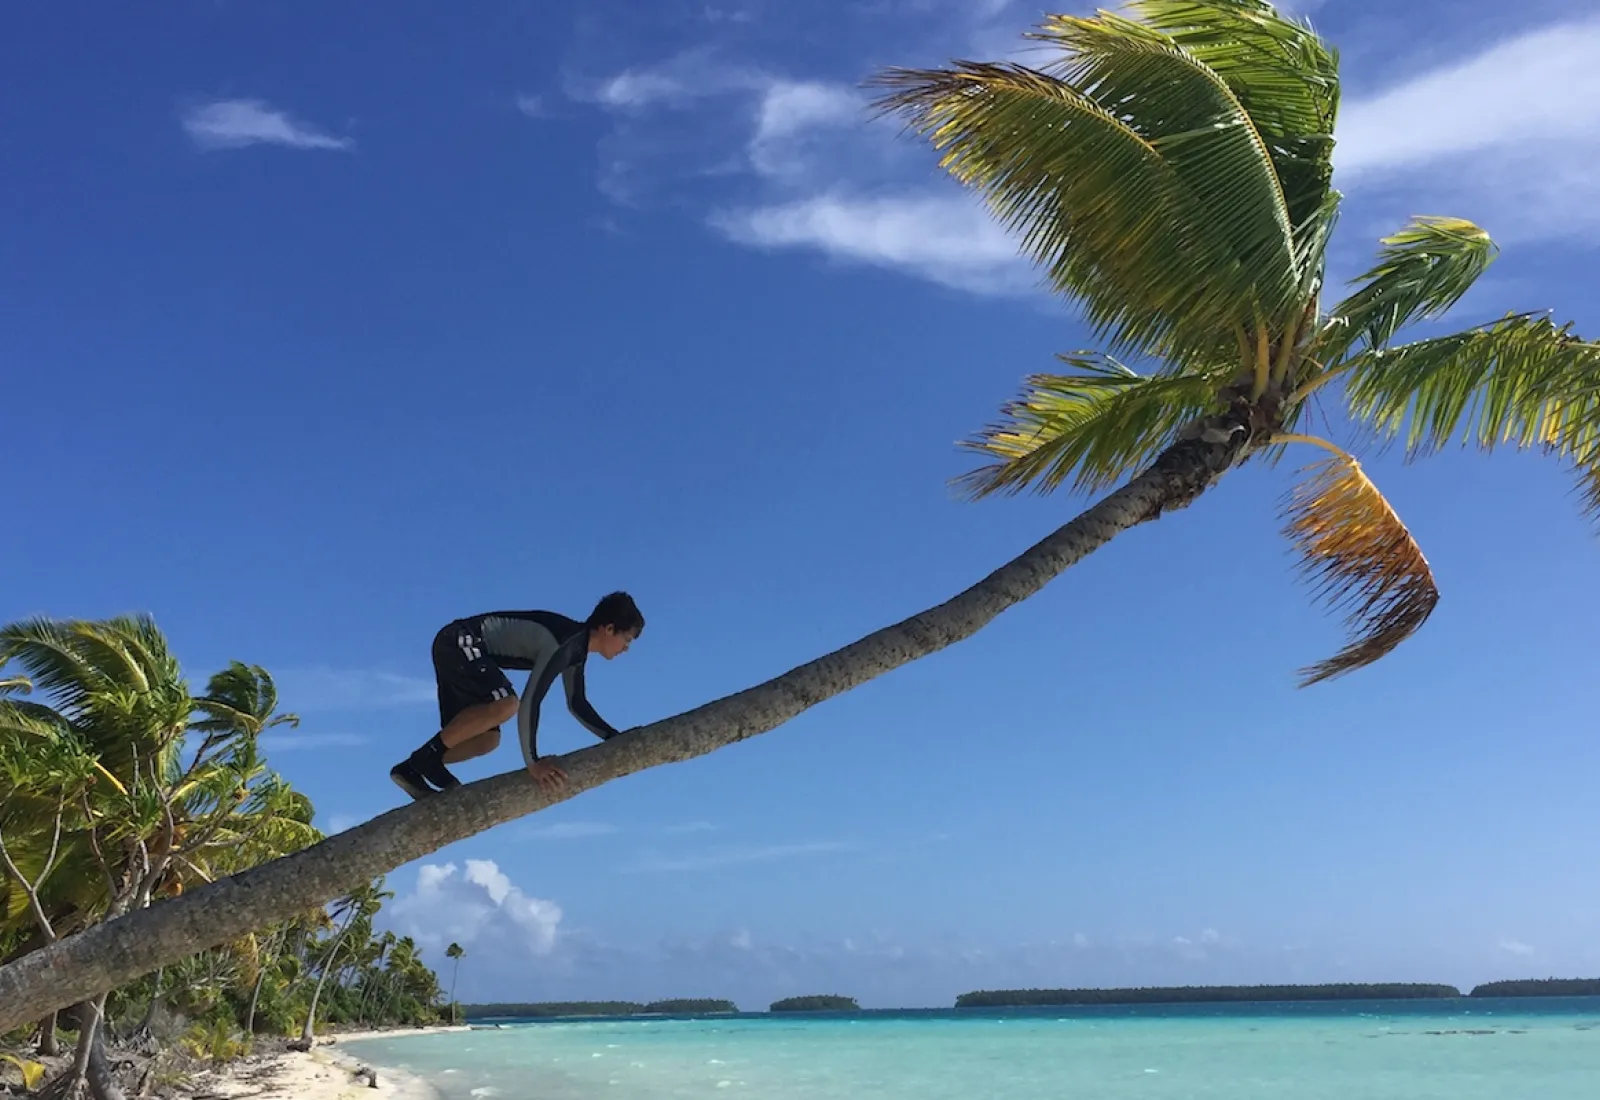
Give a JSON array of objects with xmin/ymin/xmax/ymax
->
[{"xmin": 1282, "ymin": 453, "xmax": 1440, "ymax": 685}]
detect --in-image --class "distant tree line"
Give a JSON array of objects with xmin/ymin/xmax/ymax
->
[
  {"xmin": 955, "ymin": 983, "xmax": 1463, "ymax": 1007},
  {"xmin": 463, "ymin": 999, "xmax": 739, "ymax": 1019},
  {"xmin": 769, "ymin": 996, "xmax": 860, "ymax": 1012},
  {"xmin": 1469, "ymin": 979, "xmax": 1600, "ymax": 997}
]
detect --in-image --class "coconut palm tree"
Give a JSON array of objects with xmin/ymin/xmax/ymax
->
[
  {"xmin": 445, "ymin": 943, "xmax": 464, "ymax": 1025},
  {"xmin": 2, "ymin": 0, "xmax": 1598, "ymax": 1031},
  {"xmin": 294, "ymin": 879, "xmax": 392, "ymax": 1046},
  {"xmin": 0, "ymin": 617, "xmax": 320, "ymax": 1091}
]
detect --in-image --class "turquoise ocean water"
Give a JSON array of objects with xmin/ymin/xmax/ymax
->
[{"xmin": 342, "ymin": 999, "xmax": 1600, "ymax": 1099}]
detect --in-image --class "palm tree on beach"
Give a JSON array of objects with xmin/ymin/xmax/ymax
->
[
  {"xmin": 445, "ymin": 943, "xmax": 464, "ymax": 1025},
  {"xmin": 3, "ymin": 0, "xmax": 1599, "ymax": 1030},
  {"xmin": 296, "ymin": 879, "xmax": 392, "ymax": 1046},
  {"xmin": 0, "ymin": 617, "xmax": 319, "ymax": 1091}
]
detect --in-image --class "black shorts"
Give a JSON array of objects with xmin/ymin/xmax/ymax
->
[{"xmin": 431, "ymin": 622, "xmax": 515, "ymax": 726}]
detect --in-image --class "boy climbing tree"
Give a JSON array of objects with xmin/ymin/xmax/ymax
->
[{"xmin": 391, "ymin": 592, "xmax": 644, "ymax": 799}]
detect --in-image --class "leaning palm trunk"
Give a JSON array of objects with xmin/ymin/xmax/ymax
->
[
  {"xmin": 0, "ymin": 428, "xmax": 1251, "ymax": 1030},
  {"xmin": 134, "ymin": 969, "xmax": 162, "ymax": 1035},
  {"xmin": 84, "ymin": 1018, "xmax": 127, "ymax": 1100},
  {"xmin": 44, "ymin": 997, "xmax": 108, "ymax": 1100},
  {"xmin": 244, "ymin": 968, "xmax": 266, "ymax": 1036},
  {"xmin": 298, "ymin": 915, "xmax": 357, "ymax": 1045}
]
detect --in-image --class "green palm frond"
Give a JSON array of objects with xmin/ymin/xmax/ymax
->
[
  {"xmin": 194, "ymin": 661, "xmax": 298, "ymax": 737},
  {"xmin": 69, "ymin": 618, "xmax": 160, "ymax": 696},
  {"xmin": 0, "ymin": 698, "xmax": 71, "ymax": 744},
  {"xmin": 1034, "ymin": 11, "xmax": 1301, "ymax": 301},
  {"xmin": 957, "ymin": 355, "xmax": 1230, "ymax": 498},
  {"xmin": 1131, "ymin": 0, "xmax": 1339, "ymax": 141},
  {"xmin": 0, "ymin": 619, "xmax": 106, "ymax": 716},
  {"xmin": 1129, "ymin": 0, "xmax": 1338, "ymax": 242},
  {"xmin": 1318, "ymin": 216, "xmax": 1499, "ymax": 363},
  {"xmin": 871, "ymin": 4, "xmax": 1335, "ymax": 367},
  {"xmin": 1341, "ymin": 314, "xmax": 1600, "ymax": 493},
  {"xmin": 871, "ymin": 61, "xmax": 1218, "ymax": 359}
]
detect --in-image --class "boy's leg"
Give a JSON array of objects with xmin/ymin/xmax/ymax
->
[
  {"xmin": 439, "ymin": 696, "xmax": 517, "ymax": 749},
  {"xmin": 443, "ymin": 727, "xmax": 503, "ymax": 764},
  {"xmin": 399, "ymin": 624, "xmax": 518, "ymax": 793}
]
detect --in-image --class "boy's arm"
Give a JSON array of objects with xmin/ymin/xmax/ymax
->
[
  {"xmin": 516, "ymin": 685, "xmax": 545, "ymax": 768},
  {"xmin": 562, "ymin": 662, "xmax": 620, "ymax": 741}
]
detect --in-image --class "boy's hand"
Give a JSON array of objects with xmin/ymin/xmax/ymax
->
[{"xmin": 528, "ymin": 758, "xmax": 567, "ymax": 794}]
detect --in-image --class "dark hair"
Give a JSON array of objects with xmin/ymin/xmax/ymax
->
[{"xmin": 587, "ymin": 591, "xmax": 644, "ymax": 636}]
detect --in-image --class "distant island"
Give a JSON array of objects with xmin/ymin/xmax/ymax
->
[
  {"xmin": 1469, "ymin": 979, "xmax": 1600, "ymax": 997},
  {"xmin": 769, "ymin": 995, "xmax": 861, "ymax": 1012},
  {"xmin": 462, "ymin": 979, "xmax": 1600, "ymax": 1022},
  {"xmin": 463, "ymin": 999, "xmax": 739, "ymax": 1019},
  {"xmin": 955, "ymin": 983, "xmax": 1463, "ymax": 1007}
]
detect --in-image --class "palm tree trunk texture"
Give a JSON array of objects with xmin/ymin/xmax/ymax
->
[{"xmin": 0, "ymin": 429, "xmax": 1249, "ymax": 1031}]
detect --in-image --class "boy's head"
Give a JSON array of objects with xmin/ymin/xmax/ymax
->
[{"xmin": 587, "ymin": 591, "xmax": 644, "ymax": 659}]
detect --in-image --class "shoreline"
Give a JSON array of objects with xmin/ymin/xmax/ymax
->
[{"xmin": 191, "ymin": 1026, "xmax": 471, "ymax": 1100}]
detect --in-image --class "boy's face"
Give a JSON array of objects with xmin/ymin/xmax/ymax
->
[{"xmin": 594, "ymin": 625, "xmax": 638, "ymax": 660}]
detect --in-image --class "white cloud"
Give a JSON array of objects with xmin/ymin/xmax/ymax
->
[
  {"xmin": 182, "ymin": 98, "xmax": 351, "ymax": 151},
  {"xmin": 598, "ymin": 70, "xmax": 687, "ymax": 108},
  {"xmin": 515, "ymin": 93, "xmax": 546, "ymax": 118},
  {"xmin": 524, "ymin": 821, "xmax": 621, "ymax": 840},
  {"xmin": 1499, "ymin": 938, "xmax": 1536, "ymax": 957},
  {"xmin": 710, "ymin": 193, "xmax": 1031, "ymax": 294},
  {"xmin": 626, "ymin": 840, "xmax": 853, "ymax": 873},
  {"xmin": 748, "ymin": 82, "xmax": 862, "ymax": 178},
  {"xmin": 1335, "ymin": 17, "xmax": 1600, "ymax": 245},
  {"xmin": 1337, "ymin": 19, "xmax": 1600, "ymax": 178},
  {"xmin": 1072, "ymin": 932, "xmax": 1090, "ymax": 949},
  {"xmin": 702, "ymin": 4, "xmax": 757, "ymax": 24},
  {"xmin": 273, "ymin": 666, "xmax": 437, "ymax": 710},
  {"xmin": 386, "ymin": 859, "xmax": 562, "ymax": 956},
  {"xmin": 584, "ymin": 55, "xmax": 767, "ymax": 110}
]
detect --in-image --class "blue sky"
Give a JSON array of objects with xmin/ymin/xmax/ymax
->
[{"xmin": 5, "ymin": 0, "xmax": 1600, "ymax": 1010}]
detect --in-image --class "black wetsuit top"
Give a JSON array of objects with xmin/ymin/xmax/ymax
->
[{"xmin": 456, "ymin": 610, "xmax": 619, "ymax": 765}]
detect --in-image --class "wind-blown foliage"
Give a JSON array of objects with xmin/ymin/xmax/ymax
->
[
  {"xmin": 872, "ymin": 0, "xmax": 1600, "ymax": 683},
  {"xmin": 0, "ymin": 617, "xmax": 443, "ymax": 1091},
  {"xmin": 107, "ymin": 879, "xmax": 442, "ymax": 1042},
  {"xmin": 1281, "ymin": 453, "xmax": 1437, "ymax": 682}
]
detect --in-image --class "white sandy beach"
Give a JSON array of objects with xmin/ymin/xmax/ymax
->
[{"xmin": 191, "ymin": 1027, "xmax": 469, "ymax": 1100}]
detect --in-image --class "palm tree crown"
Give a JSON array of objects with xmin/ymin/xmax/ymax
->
[{"xmin": 872, "ymin": 0, "xmax": 1600, "ymax": 683}]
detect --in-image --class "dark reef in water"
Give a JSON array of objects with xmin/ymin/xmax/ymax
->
[
  {"xmin": 956, "ymin": 983, "xmax": 1464, "ymax": 1007},
  {"xmin": 463, "ymin": 999, "xmax": 738, "ymax": 1018}
]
